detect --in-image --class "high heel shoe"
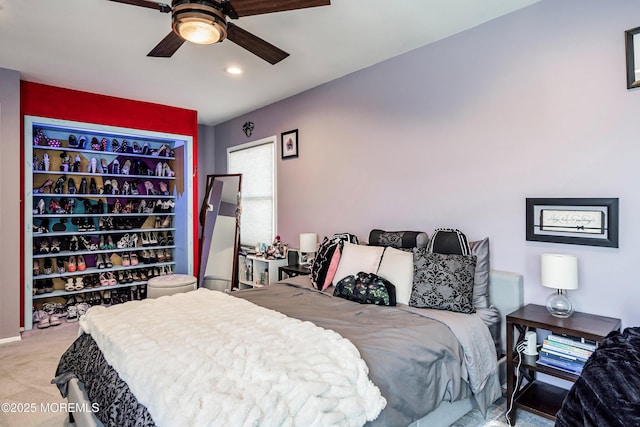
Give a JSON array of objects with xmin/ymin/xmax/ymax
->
[
  {"xmin": 74, "ymin": 277, "xmax": 84, "ymax": 291},
  {"xmin": 68, "ymin": 255, "xmax": 77, "ymax": 272},
  {"xmin": 130, "ymin": 252, "xmax": 139, "ymax": 266},
  {"xmin": 97, "ymin": 253, "xmax": 105, "ymax": 269},
  {"xmin": 141, "ymin": 232, "xmax": 150, "ymax": 246},
  {"xmin": 161, "ymin": 216, "xmax": 171, "ymax": 228},
  {"xmin": 163, "ymin": 162, "xmax": 175, "ymax": 177},
  {"xmin": 97, "ymin": 199, "xmax": 104, "ymax": 213},
  {"xmin": 138, "ymin": 200, "xmax": 147, "ymax": 213},
  {"xmin": 122, "ymin": 253, "xmax": 131, "ymax": 267},
  {"xmin": 67, "ymin": 178, "xmax": 77, "ymax": 194},
  {"xmin": 107, "ymin": 235, "xmax": 115, "ymax": 250},
  {"xmin": 112, "ymin": 159, "xmax": 120, "ymax": 174},
  {"xmin": 144, "ymin": 181, "xmax": 158, "ymax": 195},
  {"xmin": 35, "ymin": 198, "xmax": 47, "ymax": 215},
  {"xmin": 100, "ymin": 158, "xmax": 108, "ymax": 174},
  {"xmin": 34, "ymin": 178, "xmax": 53, "ymax": 194},
  {"xmin": 90, "ymin": 178, "xmax": 98, "ymax": 194},
  {"xmin": 155, "ymin": 162, "xmax": 163, "ymax": 176},
  {"xmin": 104, "ymin": 253, "xmax": 113, "ymax": 268},
  {"xmin": 79, "ymin": 177, "xmax": 88, "ymax": 194},
  {"xmin": 54, "ymin": 176, "xmax": 66, "ymax": 194},
  {"xmin": 77, "ymin": 255, "xmax": 87, "ymax": 271},
  {"xmin": 42, "ymin": 153, "xmax": 50, "ymax": 171},
  {"xmin": 108, "ymin": 271, "xmax": 117, "ymax": 286},
  {"xmin": 39, "ymin": 239, "xmax": 50, "ymax": 254},
  {"xmin": 112, "ymin": 199, "xmax": 122, "ymax": 214},
  {"xmin": 159, "ymin": 182, "xmax": 169, "ymax": 196},
  {"xmin": 99, "ymin": 272, "xmax": 109, "ymax": 286},
  {"xmin": 100, "ymin": 138, "xmax": 108, "ymax": 151},
  {"xmin": 65, "ymin": 278, "xmax": 75, "ymax": 292},
  {"xmin": 121, "ymin": 160, "xmax": 131, "ymax": 175},
  {"xmin": 57, "ymin": 258, "xmax": 66, "ymax": 273},
  {"xmin": 33, "ymin": 260, "xmax": 40, "ymax": 276},
  {"xmin": 43, "ymin": 258, "xmax": 52, "ymax": 275}
]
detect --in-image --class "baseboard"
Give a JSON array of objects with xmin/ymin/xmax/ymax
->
[{"xmin": 0, "ymin": 335, "xmax": 21, "ymax": 345}]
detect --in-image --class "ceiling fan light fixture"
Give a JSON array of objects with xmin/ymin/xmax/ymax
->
[{"xmin": 172, "ymin": 1, "xmax": 227, "ymax": 45}]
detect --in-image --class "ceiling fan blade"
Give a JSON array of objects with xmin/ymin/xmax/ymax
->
[
  {"xmin": 148, "ymin": 32, "xmax": 186, "ymax": 57},
  {"xmin": 227, "ymin": 22, "xmax": 289, "ymax": 64},
  {"xmin": 227, "ymin": 0, "xmax": 330, "ymax": 17},
  {"xmin": 108, "ymin": 0, "xmax": 171, "ymax": 13}
]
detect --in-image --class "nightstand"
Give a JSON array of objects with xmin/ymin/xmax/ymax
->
[
  {"xmin": 506, "ymin": 304, "xmax": 621, "ymax": 424},
  {"xmin": 278, "ymin": 264, "xmax": 311, "ymax": 281}
]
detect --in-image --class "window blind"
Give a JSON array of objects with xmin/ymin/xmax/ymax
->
[{"xmin": 228, "ymin": 138, "xmax": 276, "ymax": 247}]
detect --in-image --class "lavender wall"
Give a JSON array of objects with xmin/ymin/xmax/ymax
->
[{"xmin": 212, "ymin": 0, "xmax": 640, "ymax": 327}]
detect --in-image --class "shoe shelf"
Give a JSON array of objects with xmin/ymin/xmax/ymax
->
[
  {"xmin": 33, "ymin": 227, "xmax": 177, "ymax": 238},
  {"xmin": 25, "ymin": 116, "xmax": 195, "ymax": 330},
  {"xmin": 33, "ymin": 213, "xmax": 175, "ymax": 218},
  {"xmin": 33, "ymin": 245, "xmax": 176, "ymax": 259},
  {"xmin": 33, "ymin": 261, "xmax": 176, "ymax": 281},
  {"xmin": 32, "ymin": 144, "xmax": 176, "ymax": 161},
  {"xmin": 33, "ymin": 281, "xmax": 150, "ymax": 300}
]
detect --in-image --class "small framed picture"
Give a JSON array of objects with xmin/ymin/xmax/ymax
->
[{"xmin": 281, "ymin": 129, "xmax": 298, "ymax": 159}]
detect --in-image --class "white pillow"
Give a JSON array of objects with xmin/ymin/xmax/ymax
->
[
  {"xmin": 333, "ymin": 243, "xmax": 385, "ymax": 285},
  {"xmin": 376, "ymin": 247, "xmax": 414, "ymax": 305}
]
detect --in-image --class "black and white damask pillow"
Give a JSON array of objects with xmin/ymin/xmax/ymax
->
[
  {"xmin": 409, "ymin": 249, "xmax": 476, "ymax": 314},
  {"xmin": 368, "ymin": 229, "xmax": 428, "ymax": 249}
]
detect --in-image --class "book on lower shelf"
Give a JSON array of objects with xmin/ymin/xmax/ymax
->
[
  {"xmin": 536, "ymin": 333, "xmax": 594, "ymax": 375},
  {"xmin": 536, "ymin": 355, "xmax": 584, "ymax": 374}
]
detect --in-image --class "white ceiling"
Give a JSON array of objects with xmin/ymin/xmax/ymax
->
[{"xmin": 0, "ymin": 0, "xmax": 538, "ymax": 125}]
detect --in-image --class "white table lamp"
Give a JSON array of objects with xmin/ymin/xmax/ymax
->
[
  {"xmin": 299, "ymin": 233, "xmax": 318, "ymax": 265},
  {"xmin": 541, "ymin": 253, "xmax": 578, "ymax": 318}
]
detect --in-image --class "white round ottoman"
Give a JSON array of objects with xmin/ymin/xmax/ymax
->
[{"xmin": 147, "ymin": 274, "xmax": 197, "ymax": 299}]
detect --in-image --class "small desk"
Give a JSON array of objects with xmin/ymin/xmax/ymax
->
[{"xmin": 278, "ymin": 264, "xmax": 311, "ymax": 281}]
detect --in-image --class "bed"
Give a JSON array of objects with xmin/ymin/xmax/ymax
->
[
  {"xmin": 53, "ymin": 266, "xmax": 523, "ymax": 427},
  {"xmin": 555, "ymin": 327, "xmax": 640, "ymax": 427}
]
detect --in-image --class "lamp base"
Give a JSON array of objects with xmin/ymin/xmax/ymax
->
[{"xmin": 546, "ymin": 289, "xmax": 574, "ymax": 318}]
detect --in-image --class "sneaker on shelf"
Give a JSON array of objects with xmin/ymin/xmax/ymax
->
[
  {"xmin": 37, "ymin": 313, "xmax": 50, "ymax": 329},
  {"xmin": 76, "ymin": 302, "xmax": 91, "ymax": 318},
  {"xmin": 49, "ymin": 313, "xmax": 61, "ymax": 327},
  {"xmin": 66, "ymin": 305, "xmax": 79, "ymax": 323}
]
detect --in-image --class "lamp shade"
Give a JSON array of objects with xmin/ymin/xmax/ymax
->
[
  {"xmin": 299, "ymin": 233, "xmax": 318, "ymax": 253},
  {"xmin": 541, "ymin": 254, "xmax": 578, "ymax": 290}
]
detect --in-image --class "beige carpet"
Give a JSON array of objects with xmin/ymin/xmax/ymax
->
[
  {"xmin": 0, "ymin": 320, "xmax": 78, "ymax": 427},
  {"xmin": 0, "ymin": 318, "xmax": 553, "ymax": 427}
]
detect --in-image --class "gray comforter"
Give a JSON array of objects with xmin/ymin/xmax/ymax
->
[{"xmin": 235, "ymin": 278, "xmax": 501, "ymax": 426}]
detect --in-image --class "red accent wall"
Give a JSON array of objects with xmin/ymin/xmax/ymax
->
[{"xmin": 20, "ymin": 82, "xmax": 199, "ymax": 326}]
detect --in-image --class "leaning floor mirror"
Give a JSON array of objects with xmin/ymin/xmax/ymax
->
[{"xmin": 199, "ymin": 174, "xmax": 242, "ymax": 292}]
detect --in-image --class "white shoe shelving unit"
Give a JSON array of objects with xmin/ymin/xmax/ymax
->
[{"xmin": 24, "ymin": 116, "xmax": 194, "ymax": 330}]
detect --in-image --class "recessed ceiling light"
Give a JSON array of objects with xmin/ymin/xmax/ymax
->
[{"xmin": 226, "ymin": 67, "xmax": 242, "ymax": 75}]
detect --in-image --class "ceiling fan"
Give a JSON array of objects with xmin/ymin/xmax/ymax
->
[{"xmin": 108, "ymin": 0, "xmax": 330, "ymax": 64}]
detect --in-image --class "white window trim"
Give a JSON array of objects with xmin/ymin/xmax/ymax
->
[{"xmin": 227, "ymin": 135, "xmax": 277, "ymax": 246}]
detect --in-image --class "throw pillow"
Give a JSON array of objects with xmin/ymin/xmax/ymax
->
[
  {"xmin": 469, "ymin": 237, "xmax": 490, "ymax": 309},
  {"xmin": 333, "ymin": 243, "xmax": 385, "ymax": 285},
  {"xmin": 427, "ymin": 228, "xmax": 470, "ymax": 255},
  {"xmin": 409, "ymin": 249, "xmax": 476, "ymax": 314},
  {"xmin": 333, "ymin": 272, "xmax": 397, "ymax": 306},
  {"xmin": 322, "ymin": 246, "xmax": 342, "ymax": 291},
  {"xmin": 376, "ymin": 247, "xmax": 414, "ymax": 304},
  {"xmin": 310, "ymin": 237, "xmax": 341, "ymax": 290},
  {"xmin": 368, "ymin": 229, "xmax": 429, "ymax": 249}
]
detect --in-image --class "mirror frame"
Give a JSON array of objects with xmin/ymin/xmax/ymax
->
[
  {"xmin": 625, "ymin": 26, "xmax": 640, "ymax": 89},
  {"xmin": 198, "ymin": 174, "xmax": 242, "ymax": 291}
]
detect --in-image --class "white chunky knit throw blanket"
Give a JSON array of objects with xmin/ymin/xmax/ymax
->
[{"xmin": 79, "ymin": 288, "xmax": 386, "ymax": 426}]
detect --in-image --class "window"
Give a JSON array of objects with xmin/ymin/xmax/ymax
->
[{"xmin": 227, "ymin": 136, "xmax": 276, "ymax": 247}]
